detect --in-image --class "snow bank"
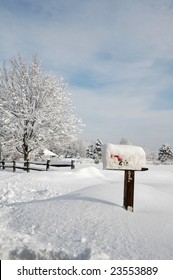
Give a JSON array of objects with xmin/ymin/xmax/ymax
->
[
  {"xmin": 102, "ymin": 143, "xmax": 147, "ymax": 170},
  {"xmin": 74, "ymin": 166, "xmax": 105, "ymax": 179},
  {"xmin": 1, "ymin": 164, "xmax": 173, "ymax": 260}
]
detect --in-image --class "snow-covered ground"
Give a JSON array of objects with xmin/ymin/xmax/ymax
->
[{"xmin": 0, "ymin": 161, "xmax": 173, "ymax": 260}]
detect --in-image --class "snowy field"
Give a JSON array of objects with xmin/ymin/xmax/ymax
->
[{"xmin": 0, "ymin": 161, "xmax": 173, "ymax": 260}]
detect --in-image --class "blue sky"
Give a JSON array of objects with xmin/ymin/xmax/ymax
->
[{"xmin": 0, "ymin": 0, "xmax": 173, "ymax": 149}]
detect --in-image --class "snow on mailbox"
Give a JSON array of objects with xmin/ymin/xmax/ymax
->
[{"xmin": 102, "ymin": 143, "xmax": 147, "ymax": 171}]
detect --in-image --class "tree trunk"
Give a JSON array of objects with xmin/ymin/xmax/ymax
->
[
  {"xmin": 23, "ymin": 145, "xmax": 29, "ymax": 161},
  {"xmin": 23, "ymin": 124, "xmax": 29, "ymax": 161},
  {"xmin": 0, "ymin": 143, "xmax": 2, "ymax": 160}
]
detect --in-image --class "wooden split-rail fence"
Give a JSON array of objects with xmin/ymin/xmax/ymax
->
[{"xmin": 0, "ymin": 159, "xmax": 75, "ymax": 172}]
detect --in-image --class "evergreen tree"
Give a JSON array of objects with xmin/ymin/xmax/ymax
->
[
  {"xmin": 94, "ymin": 139, "xmax": 103, "ymax": 163},
  {"xmin": 158, "ymin": 144, "xmax": 173, "ymax": 163},
  {"xmin": 86, "ymin": 144, "xmax": 95, "ymax": 159},
  {"xmin": 86, "ymin": 139, "xmax": 103, "ymax": 163}
]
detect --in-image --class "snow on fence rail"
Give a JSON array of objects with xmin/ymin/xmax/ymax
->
[{"xmin": 0, "ymin": 159, "xmax": 75, "ymax": 172}]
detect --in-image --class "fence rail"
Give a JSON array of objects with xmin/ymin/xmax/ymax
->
[{"xmin": 0, "ymin": 159, "xmax": 75, "ymax": 172}]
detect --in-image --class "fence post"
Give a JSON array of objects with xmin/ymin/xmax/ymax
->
[
  {"xmin": 26, "ymin": 159, "xmax": 30, "ymax": 173},
  {"xmin": 13, "ymin": 160, "xmax": 16, "ymax": 172},
  {"xmin": 2, "ymin": 159, "xmax": 5, "ymax": 170},
  {"xmin": 71, "ymin": 160, "xmax": 75, "ymax": 169},
  {"xmin": 46, "ymin": 160, "xmax": 50, "ymax": 171}
]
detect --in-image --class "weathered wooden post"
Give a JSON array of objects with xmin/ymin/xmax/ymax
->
[
  {"xmin": 2, "ymin": 159, "xmax": 5, "ymax": 170},
  {"xmin": 46, "ymin": 160, "xmax": 50, "ymax": 171},
  {"xmin": 124, "ymin": 170, "xmax": 135, "ymax": 211},
  {"xmin": 71, "ymin": 160, "xmax": 75, "ymax": 169},
  {"xmin": 26, "ymin": 159, "xmax": 30, "ymax": 173},
  {"xmin": 12, "ymin": 160, "xmax": 16, "ymax": 172},
  {"xmin": 102, "ymin": 143, "xmax": 148, "ymax": 212}
]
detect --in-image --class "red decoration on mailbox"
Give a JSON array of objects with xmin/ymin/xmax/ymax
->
[{"xmin": 111, "ymin": 154, "xmax": 123, "ymax": 162}]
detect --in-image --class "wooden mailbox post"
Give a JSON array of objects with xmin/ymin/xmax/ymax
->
[
  {"xmin": 123, "ymin": 168, "xmax": 148, "ymax": 211},
  {"xmin": 102, "ymin": 144, "xmax": 148, "ymax": 212},
  {"xmin": 124, "ymin": 170, "xmax": 135, "ymax": 211}
]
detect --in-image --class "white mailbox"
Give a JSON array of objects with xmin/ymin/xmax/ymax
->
[{"xmin": 102, "ymin": 143, "xmax": 147, "ymax": 171}]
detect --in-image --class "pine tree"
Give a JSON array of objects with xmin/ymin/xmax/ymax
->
[
  {"xmin": 86, "ymin": 139, "xmax": 103, "ymax": 163},
  {"xmin": 86, "ymin": 144, "xmax": 94, "ymax": 159},
  {"xmin": 0, "ymin": 54, "xmax": 83, "ymax": 160},
  {"xmin": 158, "ymin": 144, "xmax": 173, "ymax": 163},
  {"xmin": 94, "ymin": 139, "xmax": 103, "ymax": 163}
]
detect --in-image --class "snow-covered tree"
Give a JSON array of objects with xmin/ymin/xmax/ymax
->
[
  {"xmin": 0, "ymin": 54, "xmax": 83, "ymax": 160},
  {"xmin": 86, "ymin": 144, "xmax": 95, "ymax": 159},
  {"xmin": 74, "ymin": 139, "xmax": 89, "ymax": 158},
  {"xmin": 48, "ymin": 139, "xmax": 88, "ymax": 159},
  {"xmin": 0, "ymin": 109, "xmax": 3, "ymax": 159},
  {"xmin": 65, "ymin": 139, "xmax": 88, "ymax": 158},
  {"xmin": 145, "ymin": 148, "xmax": 157, "ymax": 164},
  {"xmin": 86, "ymin": 139, "xmax": 103, "ymax": 163},
  {"xmin": 119, "ymin": 137, "xmax": 132, "ymax": 145},
  {"xmin": 94, "ymin": 139, "xmax": 103, "ymax": 163},
  {"xmin": 158, "ymin": 144, "xmax": 173, "ymax": 164}
]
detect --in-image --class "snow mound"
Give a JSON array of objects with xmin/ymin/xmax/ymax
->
[{"xmin": 74, "ymin": 166, "xmax": 105, "ymax": 179}]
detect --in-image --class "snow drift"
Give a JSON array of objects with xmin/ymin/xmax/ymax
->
[{"xmin": 0, "ymin": 163, "xmax": 173, "ymax": 260}]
